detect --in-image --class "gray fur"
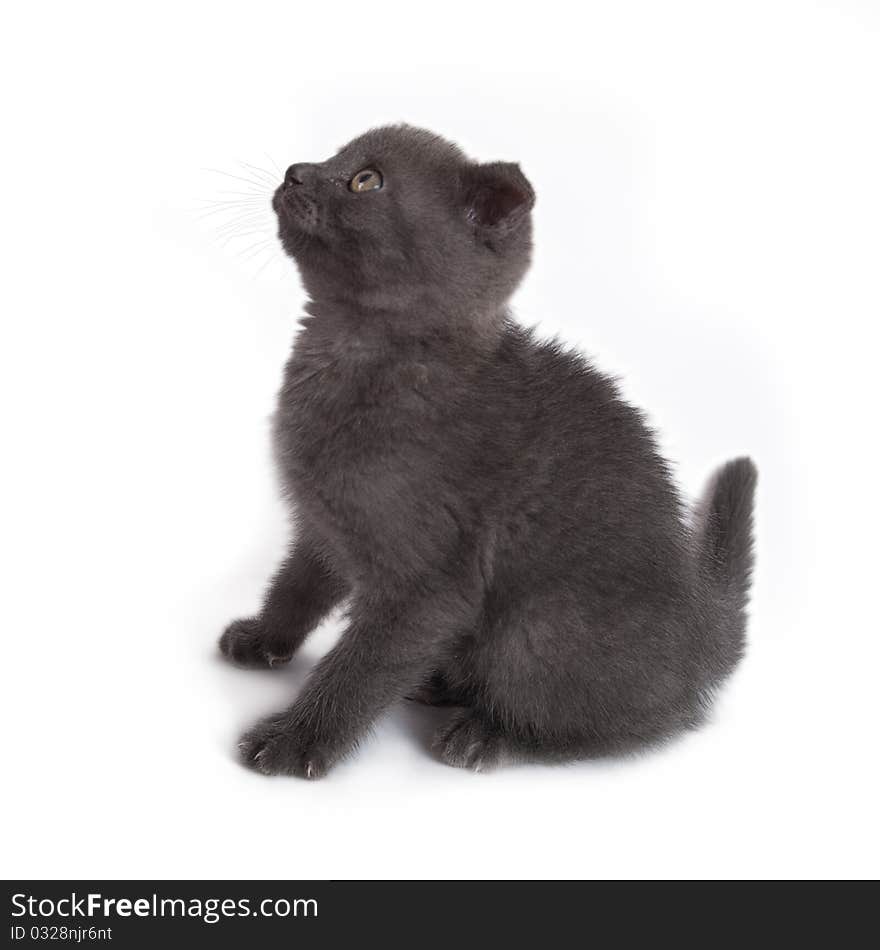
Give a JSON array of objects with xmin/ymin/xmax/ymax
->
[{"xmin": 219, "ymin": 124, "xmax": 757, "ymax": 778}]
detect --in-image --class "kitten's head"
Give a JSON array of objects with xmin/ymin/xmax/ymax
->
[{"xmin": 272, "ymin": 125, "xmax": 535, "ymax": 321}]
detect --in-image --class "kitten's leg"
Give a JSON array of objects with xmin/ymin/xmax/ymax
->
[
  {"xmin": 238, "ymin": 587, "xmax": 477, "ymax": 777},
  {"xmin": 405, "ymin": 670, "xmax": 470, "ymax": 707},
  {"xmin": 219, "ymin": 541, "xmax": 346, "ymax": 668}
]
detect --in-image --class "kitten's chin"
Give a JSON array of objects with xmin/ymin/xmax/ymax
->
[
  {"xmin": 275, "ymin": 209, "xmax": 320, "ymax": 263},
  {"xmin": 278, "ymin": 230, "xmax": 308, "ymax": 261}
]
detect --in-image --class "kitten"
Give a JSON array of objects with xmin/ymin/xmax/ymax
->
[{"xmin": 219, "ymin": 125, "xmax": 756, "ymax": 778}]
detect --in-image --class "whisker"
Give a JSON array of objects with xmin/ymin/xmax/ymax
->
[
  {"xmin": 239, "ymin": 160, "xmax": 280, "ymax": 186},
  {"xmin": 202, "ymin": 167, "xmax": 277, "ymax": 191},
  {"xmin": 214, "ymin": 213, "xmax": 271, "ymax": 234},
  {"xmin": 193, "ymin": 203, "xmax": 268, "ymax": 221},
  {"xmin": 196, "ymin": 189, "xmax": 267, "ymax": 200},
  {"xmin": 252, "ymin": 252, "xmax": 282, "ymax": 280},
  {"xmin": 212, "ymin": 209, "xmax": 272, "ymax": 230},
  {"xmin": 194, "ymin": 195, "xmax": 269, "ymax": 207},
  {"xmin": 265, "ymin": 152, "xmax": 286, "ymax": 178},
  {"xmin": 218, "ymin": 228, "xmax": 272, "ymax": 248},
  {"xmin": 245, "ymin": 243, "xmax": 274, "ymax": 265},
  {"xmin": 210, "ymin": 189, "xmax": 272, "ymax": 199},
  {"xmin": 217, "ymin": 230, "xmax": 273, "ymax": 249},
  {"xmin": 240, "ymin": 246, "xmax": 275, "ymax": 267},
  {"xmin": 215, "ymin": 209, "xmax": 270, "ymax": 225},
  {"xmin": 235, "ymin": 238, "xmax": 274, "ymax": 262},
  {"xmin": 192, "ymin": 156, "xmax": 286, "ymax": 278}
]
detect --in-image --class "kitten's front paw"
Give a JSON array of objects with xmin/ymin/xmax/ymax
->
[
  {"xmin": 432, "ymin": 710, "xmax": 506, "ymax": 772},
  {"xmin": 219, "ymin": 617, "xmax": 293, "ymax": 669},
  {"xmin": 237, "ymin": 713, "xmax": 330, "ymax": 779}
]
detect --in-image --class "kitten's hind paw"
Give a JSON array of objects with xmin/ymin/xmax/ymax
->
[
  {"xmin": 432, "ymin": 710, "xmax": 506, "ymax": 773},
  {"xmin": 218, "ymin": 617, "xmax": 293, "ymax": 669}
]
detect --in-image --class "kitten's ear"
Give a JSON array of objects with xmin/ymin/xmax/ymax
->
[{"xmin": 464, "ymin": 162, "xmax": 535, "ymax": 234}]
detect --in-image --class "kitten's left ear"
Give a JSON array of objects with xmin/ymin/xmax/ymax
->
[{"xmin": 464, "ymin": 162, "xmax": 535, "ymax": 235}]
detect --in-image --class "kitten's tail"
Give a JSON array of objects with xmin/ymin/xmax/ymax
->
[{"xmin": 694, "ymin": 457, "xmax": 758, "ymax": 687}]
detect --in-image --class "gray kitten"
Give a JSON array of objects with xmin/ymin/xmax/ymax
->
[{"xmin": 219, "ymin": 125, "xmax": 756, "ymax": 778}]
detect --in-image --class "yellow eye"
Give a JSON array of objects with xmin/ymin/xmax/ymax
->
[{"xmin": 349, "ymin": 168, "xmax": 383, "ymax": 192}]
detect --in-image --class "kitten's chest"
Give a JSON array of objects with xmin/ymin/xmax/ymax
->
[{"xmin": 272, "ymin": 345, "xmax": 436, "ymax": 483}]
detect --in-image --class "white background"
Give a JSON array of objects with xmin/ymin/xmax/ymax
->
[{"xmin": 2, "ymin": 0, "xmax": 878, "ymax": 880}]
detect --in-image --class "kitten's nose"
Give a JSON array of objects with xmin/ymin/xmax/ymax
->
[{"xmin": 284, "ymin": 163, "xmax": 314, "ymax": 188}]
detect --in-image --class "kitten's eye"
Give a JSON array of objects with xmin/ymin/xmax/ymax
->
[{"xmin": 349, "ymin": 168, "xmax": 383, "ymax": 193}]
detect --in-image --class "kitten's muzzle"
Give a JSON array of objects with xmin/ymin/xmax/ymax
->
[
  {"xmin": 283, "ymin": 163, "xmax": 316, "ymax": 189},
  {"xmin": 273, "ymin": 163, "xmax": 321, "ymax": 234},
  {"xmin": 275, "ymin": 162, "xmax": 318, "ymax": 215}
]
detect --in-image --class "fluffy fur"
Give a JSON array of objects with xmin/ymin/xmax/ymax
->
[{"xmin": 219, "ymin": 125, "xmax": 757, "ymax": 777}]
